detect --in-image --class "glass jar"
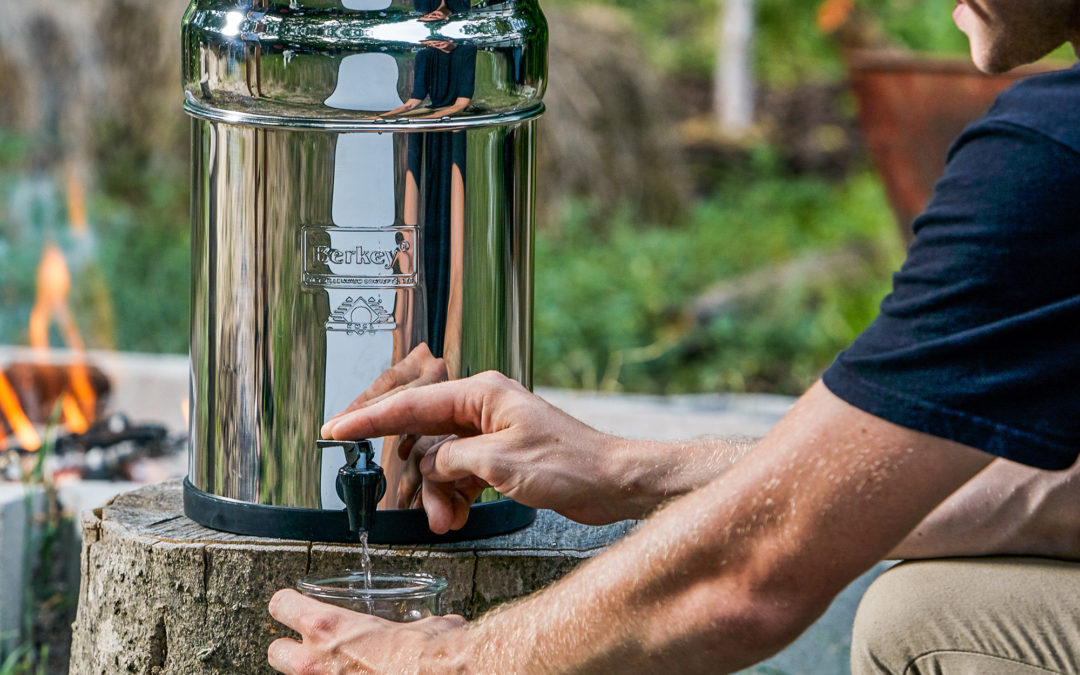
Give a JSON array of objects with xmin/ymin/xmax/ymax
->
[{"xmin": 296, "ymin": 570, "xmax": 447, "ymax": 622}]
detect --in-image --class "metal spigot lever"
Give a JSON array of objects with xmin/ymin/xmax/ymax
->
[{"xmin": 317, "ymin": 440, "xmax": 386, "ymax": 539}]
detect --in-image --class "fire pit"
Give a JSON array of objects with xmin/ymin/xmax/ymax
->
[
  {"xmin": 0, "ymin": 201, "xmax": 187, "ymax": 484},
  {"xmin": 0, "ymin": 346, "xmax": 188, "ymax": 484}
]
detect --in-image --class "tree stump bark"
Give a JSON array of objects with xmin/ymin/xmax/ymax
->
[{"xmin": 68, "ymin": 480, "xmax": 634, "ymax": 674}]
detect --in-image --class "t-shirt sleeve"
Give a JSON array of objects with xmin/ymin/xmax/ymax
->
[{"xmin": 822, "ymin": 120, "xmax": 1080, "ymax": 469}]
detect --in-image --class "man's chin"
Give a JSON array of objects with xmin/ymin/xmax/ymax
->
[
  {"xmin": 971, "ymin": 54, "xmax": 1014, "ymax": 74},
  {"xmin": 969, "ymin": 44, "xmax": 1039, "ymax": 75}
]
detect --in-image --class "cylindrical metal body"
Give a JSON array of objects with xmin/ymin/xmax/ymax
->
[{"xmin": 182, "ymin": 0, "xmax": 545, "ymax": 543}]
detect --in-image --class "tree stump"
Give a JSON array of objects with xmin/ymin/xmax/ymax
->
[{"xmin": 69, "ymin": 480, "xmax": 634, "ymax": 674}]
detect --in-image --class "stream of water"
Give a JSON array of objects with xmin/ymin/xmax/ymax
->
[
  {"xmin": 358, "ymin": 531, "xmax": 374, "ymax": 614},
  {"xmin": 358, "ymin": 530, "xmax": 373, "ymax": 589}
]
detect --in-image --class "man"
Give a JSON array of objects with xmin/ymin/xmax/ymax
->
[{"xmin": 267, "ymin": 1, "xmax": 1080, "ymax": 672}]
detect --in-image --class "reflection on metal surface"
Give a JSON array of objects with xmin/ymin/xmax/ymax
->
[
  {"xmin": 182, "ymin": 0, "xmax": 547, "ymax": 124},
  {"xmin": 185, "ymin": 0, "xmax": 543, "ymax": 522}
]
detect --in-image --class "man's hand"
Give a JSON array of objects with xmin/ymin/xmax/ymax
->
[
  {"xmin": 267, "ymin": 589, "xmax": 466, "ymax": 675},
  {"xmin": 325, "ymin": 349, "xmax": 749, "ymax": 532},
  {"xmin": 323, "ymin": 369, "xmax": 643, "ymax": 531}
]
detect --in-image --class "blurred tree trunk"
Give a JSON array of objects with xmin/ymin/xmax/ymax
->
[
  {"xmin": 713, "ymin": 0, "xmax": 756, "ymax": 136},
  {"xmin": 539, "ymin": 6, "xmax": 689, "ymax": 228}
]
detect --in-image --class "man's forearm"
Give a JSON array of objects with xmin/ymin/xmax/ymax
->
[
  {"xmin": 614, "ymin": 436, "xmax": 755, "ymax": 520},
  {"xmin": 891, "ymin": 457, "xmax": 1080, "ymax": 560},
  {"xmin": 460, "ymin": 480, "xmax": 802, "ymax": 673}
]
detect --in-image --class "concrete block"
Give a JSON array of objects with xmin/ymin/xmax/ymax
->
[{"xmin": 0, "ymin": 484, "xmax": 42, "ymax": 658}]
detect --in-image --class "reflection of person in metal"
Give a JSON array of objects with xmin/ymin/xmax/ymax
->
[
  {"xmin": 378, "ymin": 231, "xmax": 420, "ymax": 509},
  {"xmin": 242, "ymin": 0, "xmax": 270, "ymax": 97},
  {"xmin": 389, "ymin": 231, "xmax": 414, "ymax": 365},
  {"xmin": 384, "ymin": 40, "xmax": 477, "ymax": 508},
  {"xmin": 398, "ymin": 38, "xmax": 476, "ymax": 372},
  {"xmin": 379, "ymin": 39, "xmax": 477, "ymax": 120},
  {"xmin": 415, "ymin": 0, "xmax": 470, "ymax": 23}
]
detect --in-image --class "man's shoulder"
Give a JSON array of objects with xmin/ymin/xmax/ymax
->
[{"xmin": 980, "ymin": 63, "xmax": 1080, "ymax": 154}]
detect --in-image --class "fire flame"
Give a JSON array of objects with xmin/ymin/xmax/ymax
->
[
  {"xmin": 0, "ymin": 174, "xmax": 100, "ymax": 450},
  {"xmin": 29, "ymin": 245, "xmax": 77, "ymax": 351},
  {"xmin": 60, "ymin": 393, "xmax": 89, "ymax": 435},
  {"xmin": 0, "ymin": 371, "xmax": 42, "ymax": 451},
  {"xmin": 24, "ymin": 244, "xmax": 98, "ymax": 436}
]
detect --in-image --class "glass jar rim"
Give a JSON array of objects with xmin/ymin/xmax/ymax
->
[{"xmin": 296, "ymin": 570, "xmax": 448, "ymax": 601}]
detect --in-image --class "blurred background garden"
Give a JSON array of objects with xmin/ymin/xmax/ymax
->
[{"xmin": 0, "ymin": 0, "xmax": 1070, "ymax": 396}]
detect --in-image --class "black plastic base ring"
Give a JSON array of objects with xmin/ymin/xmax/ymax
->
[{"xmin": 183, "ymin": 479, "xmax": 536, "ymax": 544}]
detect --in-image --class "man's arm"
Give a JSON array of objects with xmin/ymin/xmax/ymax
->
[
  {"xmin": 271, "ymin": 378, "xmax": 991, "ymax": 673},
  {"xmin": 455, "ymin": 381, "xmax": 990, "ymax": 673},
  {"xmin": 329, "ymin": 346, "xmax": 1079, "ymax": 559},
  {"xmin": 891, "ymin": 456, "xmax": 1080, "ymax": 560}
]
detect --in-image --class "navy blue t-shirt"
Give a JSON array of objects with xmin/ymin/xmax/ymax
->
[{"xmin": 822, "ymin": 63, "xmax": 1080, "ymax": 470}]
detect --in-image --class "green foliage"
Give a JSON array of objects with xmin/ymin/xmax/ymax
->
[
  {"xmin": 0, "ymin": 643, "xmax": 48, "ymax": 675},
  {"xmin": 534, "ymin": 163, "xmax": 903, "ymax": 394},
  {"xmin": 90, "ymin": 182, "xmax": 190, "ymax": 354},
  {"xmin": 90, "ymin": 119, "xmax": 191, "ymax": 354}
]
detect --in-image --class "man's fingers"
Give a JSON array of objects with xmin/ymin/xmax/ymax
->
[
  {"xmin": 269, "ymin": 589, "xmax": 377, "ymax": 638},
  {"xmin": 419, "ymin": 434, "xmax": 506, "ymax": 485},
  {"xmin": 452, "ymin": 478, "xmax": 488, "ymax": 530},
  {"xmin": 396, "ymin": 433, "xmax": 421, "ymax": 461},
  {"xmin": 421, "ymin": 474, "xmax": 488, "ymax": 534},
  {"xmin": 320, "ymin": 344, "xmax": 446, "ymax": 436},
  {"xmin": 396, "ymin": 451, "xmax": 424, "ymax": 509},
  {"xmin": 269, "ymin": 589, "xmax": 314, "ymax": 633},
  {"xmin": 325, "ymin": 375, "xmax": 514, "ymax": 440},
  {"xmin": 442, "ymin": 614, "xmax": 468, "ymax": 628},
  {"xmin": 270, "ymin": 589, "xmax": 343, "ymax": 636},
  {"xmin": 267, "ymin": 638, "xmax": 306, "ymax": 675},
  {"xmin": 421, "ymin": 478, "xmax": 459, "ymax": 535}
]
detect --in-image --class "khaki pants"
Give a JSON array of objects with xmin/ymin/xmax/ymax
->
[{"xmin": 851, "ymin": 557, "xmax": 1080, "ymax": 674}]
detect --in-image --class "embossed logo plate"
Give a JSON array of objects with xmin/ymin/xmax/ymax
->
[{"xmin": 302, "ymin": 226, "xmax": 418, "ymax": 289}]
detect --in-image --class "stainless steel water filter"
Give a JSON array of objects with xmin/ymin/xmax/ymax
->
[{"xmin": 181, "ymin": 0, "xmax": 545, "ymax": 543}]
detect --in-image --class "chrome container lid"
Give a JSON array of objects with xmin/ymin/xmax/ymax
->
[{"xmin": 181, "ymin": 0, "xmax": 547, "ymax": 129}]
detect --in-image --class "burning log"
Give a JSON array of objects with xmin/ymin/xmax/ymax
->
[
  {"xmin": 1, "ymin": 362, "xmax": 110, "ymax": 430},
  {"xmin": 0, "ymin": 359, "xmax": 181, "ymax": 483}
]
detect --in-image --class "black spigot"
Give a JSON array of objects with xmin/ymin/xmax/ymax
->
[{"xmin": 318, "ymin": 440, "xmax": 386, "ymax": 540}]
